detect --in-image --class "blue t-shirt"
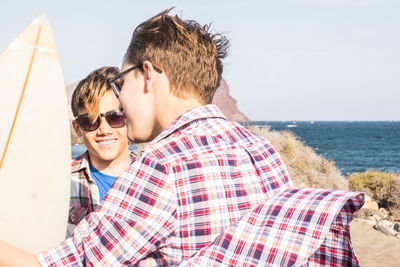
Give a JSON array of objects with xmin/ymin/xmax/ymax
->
[{"xmin": 89, "ymin": 162, "xmax": 118, "ymax": 201}]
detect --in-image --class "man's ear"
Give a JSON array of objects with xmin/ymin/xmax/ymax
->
[
  {"xmin": 142, "ymin": 61, "xmax": 155, "ymax": 93},
  {"xmin": 72, "ymin": 120, "xmax": 82, "ymax": 137},
  {"xmin": 142, "ymin": 61, "xmax": 152, "ymax": 83}
]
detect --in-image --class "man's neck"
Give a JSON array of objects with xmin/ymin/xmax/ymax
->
[
  {"xmin": 89, "ymin": 150, "xmax": 131, "ymax": 177},
  {"xmin": 158, "ymin": 96, "xmax": 203, "ymax": 131}
]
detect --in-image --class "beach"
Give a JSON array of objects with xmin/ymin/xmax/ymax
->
[{"xmin": 351, "ymin": 220, "xmax": 400, "ymax": 266}]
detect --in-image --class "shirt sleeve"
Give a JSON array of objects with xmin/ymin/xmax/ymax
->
[
  {"xmin": 37, "ymin": 153, "xmax": 177, "ymax": 266},
  {"xmin": 179, "ymin": 188, "xmax": 364, "ymax": 267}
]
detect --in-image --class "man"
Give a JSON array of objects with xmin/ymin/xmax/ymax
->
[
  {"xmin": 68, "ymin": 66, "xmax": 132, "ymax": 237},
  {"xmin": 0, "ymin": 8, "xmax": 362, "ymax": 266}
]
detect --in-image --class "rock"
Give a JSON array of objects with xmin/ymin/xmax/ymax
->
[
  {"xmin": 372, "ymin": 214, "xmax": 383, "ymax": 222},
  {"xmin": 365, "ymin": 200, "xmax": 379, "ymax": 210},
  {"xmin": 66, "ymin": 81, "xmax": 79, "ymax": 107},
  {"xmin": 356, "ymin": 208, "xmax": 387, "ymax": 223},
  {"xmin": 361, "ymin": 194, "xmax": 379, "ymax": 210},
  {"xmin": 385, "ymin": 215, "xmax": 395, "ymax": 222},
  {"xmin": 374, "ymin": 220, "xmax": 399, "ymax": 237},
  {"xmin": 390, "ymin": 210, "xmax": 400, "ymax": 221},
  {"xmin": 212, "ymin": 79, "xmax": 249, "ymax": 122},
  {"xmin": 394, "ymin": 223, "xmax": 400, "ymax": 232},
  {"xmin": 379, "ymin": 208, "xmax": 389, "ymax": 216}
]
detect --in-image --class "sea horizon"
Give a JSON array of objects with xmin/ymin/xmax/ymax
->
[{"xmin": 247, "ymin": 121, "xmax": 400, "ymax": 176}]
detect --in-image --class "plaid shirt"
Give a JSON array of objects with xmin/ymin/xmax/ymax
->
[
  {"xmin": 66, "ymin": 152, "xmax": 100, "ymax": 238},
  {"xmin": 180, "ymin": 188, "xmax": 364, "ymax": 266},
  {"xmin": 67, "ymin": 151, "xmax": 135, "ymax": 238},
  {"xmin": 37, "ymin": 105, "xmax": 358, "ymax": 266}
]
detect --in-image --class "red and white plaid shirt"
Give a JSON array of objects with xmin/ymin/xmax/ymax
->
[
  {"xmin": 66, "ymin": 152, "xmax": 100, "ymax": 238},
  {"xmin": 180, "ymin": 188, "xmax": 364, "ymax": 266},
  {"xmin": 67, "ymin": 151, "xmax": 135, "ymax": 238},
  {"xmin": 37, "ymin": 105, "xmax": 361, "ymax": 266}
]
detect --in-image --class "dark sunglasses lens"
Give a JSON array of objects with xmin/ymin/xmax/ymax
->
[
  {"xmin": 105, "ymin": 112, "xmax": 126, "ymax": 128},
  {"xmin": 77, "ymin": 117, "xmax": 99, "ymax": 131}
]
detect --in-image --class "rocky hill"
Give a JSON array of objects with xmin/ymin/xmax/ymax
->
[
  {"xmin": 212, "ymin": 79, "xmax": 249, "ymax": 122},
  {"xmin": 66, "ymin": 81, "xmax": 79, "ymax": 112}
]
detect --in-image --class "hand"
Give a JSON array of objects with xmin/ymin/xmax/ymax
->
[{"xmin": 0, "ymin": 240, "xmax": 41, "ymax": 267}]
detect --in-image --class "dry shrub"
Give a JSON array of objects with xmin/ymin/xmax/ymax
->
[
  {"xmin": 247, "ymin": 125, "xmax": 348, "ymax": 190},
  {"xmin": 349, "ymin": 170, "xmax": 400, "ymax": 213}
]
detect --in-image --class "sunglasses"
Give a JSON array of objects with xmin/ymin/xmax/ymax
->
[
  {"xmin": 109, "ymin": 63, "xmax": 163, "ymax": 98},
  {"xmin": 75, "ymin": 111, "xmax": 126, "ymax": 132}
]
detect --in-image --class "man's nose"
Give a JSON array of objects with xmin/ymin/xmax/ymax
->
[{"xmin": 97, "ymin": 117, "xmax": 113, "ymax": 134}]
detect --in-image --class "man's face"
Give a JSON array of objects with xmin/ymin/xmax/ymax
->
[
  {"xmin": 73, "ymin": 90, "xmax": 129, "ymax": 164},
  {"xmin": 118, "ymin": 63, "xmax": 160, "ymax": 143}
]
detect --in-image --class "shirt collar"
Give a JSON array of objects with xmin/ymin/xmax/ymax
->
[
  {"xmin": 72, "ymin": 150, "xmax": 135, "ymax": 173},
  {"xmin": 71, "ymin": 150, "xmax": 90, "ymax": 173},
  {"xmin": 149, "ymin": 104, "xmax": 227, "ymax": 146}
]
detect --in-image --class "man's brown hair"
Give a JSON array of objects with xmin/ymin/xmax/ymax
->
[
  {"xmin": 71, "ymin": 66, "xmax": 122, "ymax": 121},
  {"xmin": 124, "ymin": 8, "xmax": 229, "ymax": 104}
]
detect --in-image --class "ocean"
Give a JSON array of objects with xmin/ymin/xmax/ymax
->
[
  {"xmin": 71, "ymin": 121, "xmax": 400, "ymax": 176},
  {"xmin": 245, "ymin": 121, "xmax": 400, "ymax": 175}
]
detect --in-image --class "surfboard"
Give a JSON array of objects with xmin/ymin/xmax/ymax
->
[{"xmin": 0, "ymin": 15, "xmax": 70, "ymax": 253}]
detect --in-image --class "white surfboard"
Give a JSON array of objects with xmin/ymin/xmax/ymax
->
[{"xmin": 0, "ymin": 15, "xmax": 70, "ymax": 253}]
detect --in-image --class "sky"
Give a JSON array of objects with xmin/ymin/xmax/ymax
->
[{"xmin": 0, "ymin": 0, "xmax": 399, "ymax": 121}]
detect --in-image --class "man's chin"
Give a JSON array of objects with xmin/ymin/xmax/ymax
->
[
  {"xmin": 99, "ymin": 155, "xmax": 117, "ymax": 162},
  {"xmin": 128, "ymin": 136, "xmax": 150, "ymax": 144},
  {"xmin": 127, "ymin": 133, "xmax": 155, "ymax": 144},
  {"xmin": 127, "ymin": 124, "xmax": 162, "ymax": 144}
]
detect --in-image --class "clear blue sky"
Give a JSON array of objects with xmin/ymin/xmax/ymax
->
[{"xmin": 1, "ymin": 0, "xmax": 399, "ymax": 121}]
